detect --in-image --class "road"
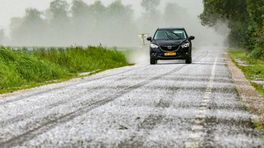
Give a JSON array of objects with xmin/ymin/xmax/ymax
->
[{"xmin": 0, "ymin": 47, "xmax": 263, "ymax": 147}]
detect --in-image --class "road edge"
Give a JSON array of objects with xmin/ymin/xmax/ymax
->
[
  {"xmin": 0, "ymin": 65, "xmax": 135, "ymax": 99},
  {"xmin": 226, "ymin": 53, "xmax": 264, "ymax": 128}
]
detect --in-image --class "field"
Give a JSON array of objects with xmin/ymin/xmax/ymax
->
[{"xmin": 0, "ymin": 46, "xmax": 129, "ymax": 94}]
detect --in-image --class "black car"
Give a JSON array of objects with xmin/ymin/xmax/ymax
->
[{"xmin": 147, "ymin": 28, "xmax": 195, "ymax": 64}]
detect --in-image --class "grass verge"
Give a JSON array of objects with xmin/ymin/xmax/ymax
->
[
  {"xmin": 229, "ymin": 49, "xmax": 264, "ymax": 130},
  {"xmin": 229, "ymin": 49, "xmax": 264, "ymax": 96},
  {"xmin": 0, "ymin": 46, "xmax": 129, "ymax": 94}
]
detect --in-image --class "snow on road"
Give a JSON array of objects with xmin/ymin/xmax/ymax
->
[{"xmin": 0, "ymin": 47, "xmax": 263, "ymax": 147}]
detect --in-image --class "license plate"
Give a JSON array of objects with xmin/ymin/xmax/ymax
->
[{"xmin": 164, "ymin": 52, "xmax": 176, "ymax": 56}]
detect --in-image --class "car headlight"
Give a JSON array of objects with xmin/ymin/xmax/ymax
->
[
  {"xmin": 150, "ymin": 43, "xmax": 159, "ymax": 49},
  {"xmin": 181, "ymin": 42, "xmax": 190, "ymax": 48}
]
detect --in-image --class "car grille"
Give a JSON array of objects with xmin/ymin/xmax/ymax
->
[{"xmin": 160, "ymin": 45, "xmax": 180, "ymax": 51}]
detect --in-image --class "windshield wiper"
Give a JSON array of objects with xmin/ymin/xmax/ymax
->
[{"xmin": 164, "ymin": 32, "xmax": 174, "ymax": 40}]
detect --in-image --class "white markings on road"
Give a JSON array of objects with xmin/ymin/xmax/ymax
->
[{"xmin": 185, "ymin": 57, "xmax": 218, "ymax": 148}]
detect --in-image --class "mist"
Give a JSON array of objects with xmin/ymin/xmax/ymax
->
[{"xmin": 0, "ymin": 0, "xmax": 229, "ymax": 49}]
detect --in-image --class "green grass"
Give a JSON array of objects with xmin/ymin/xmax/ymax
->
[
  {"xmin": 229, "ymin": 49, "xmax": 264, "ymax": 96},
  {"xmin": 253, "ymin": 83, "xmax": 264, "ymax": 97},
  {"xmin": 0, "ymin": 46, "xmax": 129, "ymax": 94}
]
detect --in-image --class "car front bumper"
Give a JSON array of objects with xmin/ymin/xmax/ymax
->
[{"xmin": 150, "ymin": 47, "xmax": 191, "ymax": 60}]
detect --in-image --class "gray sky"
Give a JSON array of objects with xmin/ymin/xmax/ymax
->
[{"xmin": 0, "ymin": 0, "xmax": 203, "ymax": 31}]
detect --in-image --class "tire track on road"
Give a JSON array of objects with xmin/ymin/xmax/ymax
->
[
  {"xmin": 0, "ymin": 50, "xmax": 205, "ymax": 125},
  {"xmin": 117, "ymin": 53, "xmax": 210, "ymax": 147},
  {"xmin": 0, "ymin": 66, "xmax": 153, "ymax": 129},
  {"xmin": 0, "ymin": 66, "xmax": 153, "ymax": 128},
  {"xmin": 0, "ymin": 89, "xmax": 103, "ymax": 128},
  {"xmin": 0, "ymin": 61, "xmax": 191, "ymax": 147},
  {"xmin": 185, "ymin": 57, "xmax": 218, "ymax": 148},
  {"xmin": 0, "ymin": 51, "xmax": 207, "ymax": 147},
  {"xmin": 0, "ymin": 65, "xmax": 148, "ymax": 106}
]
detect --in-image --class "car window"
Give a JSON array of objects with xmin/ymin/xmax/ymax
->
[
  {"xmin": 154, "ymin": 30, "xmax": 187, "ymax": 40},
  {"xmin": 173, "ymin": 30, "xmax": 186, "ymax": 39},
  {"xmin": 155, "ymin": 31, "xmax": 167, "ymax": 40}
]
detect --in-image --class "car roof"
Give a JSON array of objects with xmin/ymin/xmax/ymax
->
[{"xmin": 157, "ymin": 28, "xmax": 186, "ymax": 30}]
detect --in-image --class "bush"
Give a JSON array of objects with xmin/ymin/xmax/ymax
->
[{"xmin": 250, "ymin": 47, "xmax": 264, "ymax": 59}]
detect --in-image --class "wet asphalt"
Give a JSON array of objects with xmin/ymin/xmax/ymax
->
[{"xmin": 0, "ymin": 47, "xmax": 263, "ymax": 148}]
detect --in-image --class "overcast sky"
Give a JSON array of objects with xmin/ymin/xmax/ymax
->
[{"xmin": 0, "ymin": 0, "xmax": 203, "ymax": 31}]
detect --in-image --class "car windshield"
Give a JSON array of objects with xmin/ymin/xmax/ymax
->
[{"xmin": 154, "ymin": 29, "xmax": 187, "ymax": 40}]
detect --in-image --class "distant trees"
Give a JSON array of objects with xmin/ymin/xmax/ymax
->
[
  {"xmin": 8, "ymin": 0, "xmax": 140, "ymax": 47},
  {"xmin": 141, "ymin": 0, "xmax": 160, "ymax": 14},
  {"xmin": 7, "ymin": 0, "xmax": 228, "ymax": 48},
  {"xmin": 140, "ymin": 0, "xmax": 161, "ymax": 33},
  {"xmin": 48, "ymin": 0, "xmax": 72, "ymax": 45},
  {"xmin": 104, "ymin": 1, "xmax": 138, "ymax": 45},
  {"xmin": 200, "ymin": 0, "xmax": 264, "ymax": 58},
  {"xmin": 0, "ymin": 29, "xmax": 4, "ymax": 45},
  {"xmin": 163, "ymin": 3, "xmax": 188, "ymax": 27},
  {"xmin": 71, "ymin": 0, "xmax": 90, "ymax": 44},
  {"xmin": 10, "ymin": 8, "xmax": 46, "ymax": 46}
]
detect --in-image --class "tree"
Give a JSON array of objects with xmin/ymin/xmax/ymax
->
[
  {"xmin": 200, "ymin": 0, "xmax": 264, "ymax": 58},
  {"xmin": 49, "ymin": 0, "xmax": 69, "ymax": 22},
  {"xmin": 0, "ymin": 29, "xmax": 4, "ymax": 45},
  {"xmin": 10, "ymin": 8, "xmax": 46, "ymax": 46},
  {"xmin": 140, "ymin": 0, "xmax": 161, "ymax": 33},
  {"xmin": 247, "ymin": 0, "xmax": 264, "ymax": 50},
  {"xmin": 104, "ymin": 1, "xmax": 138, "ymax": 46},
  {"xmin": 141, "ymin": 0, "xmax": 160, "ymax": 13},
  {"xmin": 71, "ymin": 0, "xmax": 89, "ymax": 18},
  {"xmin": 47, "ymin": 0, "xmax": 71, "ymax": 45},
  {"xmin": 163, "ymin": 3, "xmax": 188, "ymax": 26},
  {"xmin": 71, "ymin": 0, "xmax": 91, "ymax": 44},
  {"xmin": 200, "ymin": 0, "xmax": 249, "ymax": 47}
]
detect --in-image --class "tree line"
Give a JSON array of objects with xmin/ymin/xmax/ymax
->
[
  {"xmin": 0, "ymin": 0, "xmax": 192, "ymax": 47},
  {"xmin": 200, "ymin": 0, "xmax": 264, "ymax": 59},
  {"xmin": 0, "ymin": 0, "xmax": 233, "ymax": 48}
]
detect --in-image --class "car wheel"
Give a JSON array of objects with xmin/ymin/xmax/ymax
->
[
  {"xmin": 186, "ymin": 53, "xmax": 192, "ymax": 64},
  {"xmin": 150, "ymin": 58, "xmax": 157, "ymax": 65}
]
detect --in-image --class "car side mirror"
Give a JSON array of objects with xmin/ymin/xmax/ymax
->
[
  {"xmin": 147, "ymin": 37, "xmax": 152, "ymax": 41},
  {"xmin": 188, "ymin": 36, "xmax": 195, "ymax": 40}
]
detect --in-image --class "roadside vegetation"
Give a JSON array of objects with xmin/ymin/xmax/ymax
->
[
  {"xmin": 0, "ymin": 46, "xmax": 128, "ymax": 94},
  {"xmin": 229, "ymin": 50, "xmax": 264, "ymax": 96}
]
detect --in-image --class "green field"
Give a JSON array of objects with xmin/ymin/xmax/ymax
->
[
  {"xmin": 0, "ymin": 46, "xmax": 129, "ymax": 94},
  {"xmin": 229, "ymin": 50, "xmax": 264, "ymax": 96}
]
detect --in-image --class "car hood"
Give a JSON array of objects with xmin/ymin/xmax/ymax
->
[{"xmin": 152, "ymin": 40, "xmax": 185, "ymax": 46}]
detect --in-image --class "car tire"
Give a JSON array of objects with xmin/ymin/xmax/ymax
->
[
  {"xmin": 150, "ymin": 58, "xmax": 157, "ymax": 65},
  {"xmin": 186, "ymin": 53, "xmax": 192, "ymax": 64}
]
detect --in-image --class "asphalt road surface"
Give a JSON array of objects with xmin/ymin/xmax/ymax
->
[{"xmin": 0, "ymin": 47, "xmax": 263, "ymax": 147}]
